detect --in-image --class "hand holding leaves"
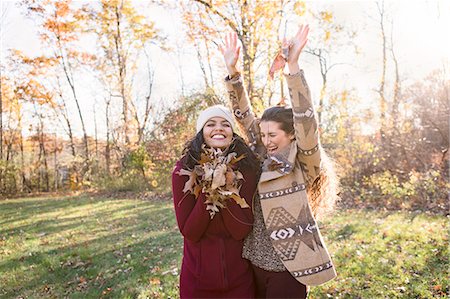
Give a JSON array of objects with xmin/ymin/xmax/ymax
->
[{"xmin": 269, "ymin": 24, "xmax": 309, "ymax": 78}]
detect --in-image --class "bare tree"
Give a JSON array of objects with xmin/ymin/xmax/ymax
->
[
  {"xmin": 389, "ymin": 19, "xmax": 401, "ymax": 130},
  {"xmin": 22, "ymin": 0, "xmax": 91, "ymax": 160},
  {"xmin": 182, "ymin": 0, "xmax": 295, "ymax": 107},
  {"xmin": 105, "ymin": 97, "xmax": 112, "ymax": 176},
  {"xmin": 376, "ymin": 0, "xmax": 388, "ymax": 139},
  {"xmin": 305, "ymin": 48, "xmax": 346, "ymax": 123}
]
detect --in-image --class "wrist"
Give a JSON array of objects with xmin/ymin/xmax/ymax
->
[
  {"xmin": 287, "ymin": 62, "xmax": 300, "ymax": 75},
  {"xmin": 227, "ymin": 66, "xmax": 239, "ymax": 76}
]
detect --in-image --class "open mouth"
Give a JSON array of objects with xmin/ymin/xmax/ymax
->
[
  {"xmin": 211, "ymin": 134, "xmax": 226, "ymax": 140},
  {"xmin": 267, "ymin": 147, "xmax": 278, "ymax": 153}
]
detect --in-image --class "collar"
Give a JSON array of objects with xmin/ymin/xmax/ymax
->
[{"xmin": 260, "ymin": 142, "xmax": 297, "ymax": 182}]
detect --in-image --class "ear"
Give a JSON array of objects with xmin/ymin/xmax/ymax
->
[{"xmin": 289, "ymin": 133, "xmax": 295, "ymax": 141}]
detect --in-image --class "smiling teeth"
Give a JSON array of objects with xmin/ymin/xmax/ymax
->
[{"xmin": 212, "ymin": 135, "xmax": 225, "ymax": 139}]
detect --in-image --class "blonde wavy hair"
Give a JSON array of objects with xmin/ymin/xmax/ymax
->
[{"xmin": 306, "ymin": 147, "xmax": 341, "ymax": 219}]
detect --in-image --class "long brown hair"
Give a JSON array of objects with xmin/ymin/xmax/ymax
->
[
  {"xmin": 181, "ymin": 130, "xmax": 261, "ymax": 175},
  {"xmin": 261, "ymin": 106, "xmax": 340, "ymax": 218}
]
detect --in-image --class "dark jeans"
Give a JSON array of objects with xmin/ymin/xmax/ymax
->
[{"xmin": 252, "ymin": 265, "xmax": 308, "ymax": 299}]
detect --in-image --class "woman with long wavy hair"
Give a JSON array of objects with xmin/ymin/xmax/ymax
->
[
  {"xmin": 220, "ymin": 24, "xmax": 340, "ymax": 298},
  {"xmin": 172, "ymin": 105, "xmax": 261, "ymax": 298}
]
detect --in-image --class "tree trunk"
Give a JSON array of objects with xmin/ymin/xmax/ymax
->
[
  {"xmin": 56, "ymin": 40, "xmax": 89, "ymax": 159},
  {"xmin": 38, "ymin": 117, "xmax": 49, "ymax": 192},
  {"xmin": 0, "ymin": 66, "xmax": 3, "ymax": 162},
  {"xmin": 105, "ymin": 99, "xmax": 111, "ymax": 176},
  {"xmin": 54, "ymin": 133, "xmax": 58, "ymax": 190},
  {"xmin": 377, "ymin": 1, "xmax": 387, "ymax": 141},
  {"xmin": 94, "ymin": 104, "xmax": 99, "ymax": 161},
  {"xmin": 59, "ymin": 95, "xmax": 77, "ymax": 157},
  {"xmin": 19, "ymin": 130, "xmax": 27, "ymax": 192},
  {"xmin": 136, "ymin": 47, "xmax": 154, "ymax": 145},
  {"xmin": 0, "ymin": 66, "xmax": 3, "ymax": 189},
  {"xmin": 114, "ymin": 4, "xmax": 130, "ymax": 145},
  {"xmin": 390, "ymin": 20, "xmax": 401, "ymax": 131}
]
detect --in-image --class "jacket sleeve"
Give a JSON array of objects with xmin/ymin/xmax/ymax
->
[
  {"xmin": 172, "ymin": 162, "xmax": 211, "ymax": 242},
  {"xmin": 224, "ymin": 74, "xmax": 266, "ymax": 157},
  {"xmin": 221, "ymin": 169, "xmax": 257, "ymax": 240},
  {"xmin": 285, "ymin": 70, "xmax": 322, "ymax": 186}
]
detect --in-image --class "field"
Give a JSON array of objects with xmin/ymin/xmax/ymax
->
[{"xmin": 0, "ymin": 195, "xmax": 448, "ymax": 298}]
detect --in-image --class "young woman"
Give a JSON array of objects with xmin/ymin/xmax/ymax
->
[
  {"xmin": 172, "ymin": 105, "xmax": 261, "ymax": 298},
  {"xmin": 220, "ymin": 25, "xmax": 339, "ymax": 298}
]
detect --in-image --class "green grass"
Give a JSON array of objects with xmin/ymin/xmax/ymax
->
[
  {"xmin": 311, "ymin": 210, "xmax": 448, "ymax": 298},
  {"xmin": 0, "ymin": 196, "xmax": 448, "ymax": 298},
  {"xmin": 0, "ymin": 195, "xmax": 181, "ymax": 298}
]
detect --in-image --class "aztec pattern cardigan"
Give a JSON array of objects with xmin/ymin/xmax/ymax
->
[{"xmin": 224, "ymin": 70, "xmax": 337, "ymax": 286}]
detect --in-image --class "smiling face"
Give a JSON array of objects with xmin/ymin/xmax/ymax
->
[
  {"xmin": 202, "ymin": 117, "xmax": 234, "ymax": 149},
  {"xmin": 259, "ymin": 120, "xmax": 294, "ymax": 155}
]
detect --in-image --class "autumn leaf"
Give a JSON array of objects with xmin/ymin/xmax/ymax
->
[
  {"xmin": 225, "ymin": 152, "xmax": 237, "ymax": 164},
  {"xmin": 321, "ymin": 11, "xmax": 333, "ymax": 23},
  {"xmin": 177, "ymin": 169, "xmax": 195, "ymax": 194},
  {"xmin": 193, "ymin": 185, "xmax": 202, "ymax": 197},
  {"xmin": 230, "ymin": 194, "xmax": 249, "ymax": 208},
  {"xmin": 211, "ymin": 164, "xmax": 227, "ymax": 190},
  {"xmin": 225, "ymin": 170, "xmax": 236, "ymax": 187},
  {"xmin": 203, "ymin": 163, "xmax": 214, "ymax": 181},
  {"xmin": 269, "ymin": 52, "xmax": 287, "ymax": 80},
  {"xmin": 230, "ymin": 154, "xmax": 246, "ymax": 165},
  {"xmin": 199, "ymin": 153, "xmax": 212, "ymax": 164}
]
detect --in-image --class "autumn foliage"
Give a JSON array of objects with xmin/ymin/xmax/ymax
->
[{"xmin": 0, "ymin": 1, "xmax": 448, "ymax": 214}]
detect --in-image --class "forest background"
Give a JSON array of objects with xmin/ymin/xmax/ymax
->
[
  {"xmin": 1, "ymin": 0, "xmax": 449, "ymax": 213},
  {"xmin": 0, "ymin": 0, "xmax": 449, "ymax": 298}
]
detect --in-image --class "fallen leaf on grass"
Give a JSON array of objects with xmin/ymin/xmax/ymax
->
[
  {"xmin": 41, "ymin": 284, "xmax": 52, "ymax": 293},
  {"xmin": 76, "ymin": 276, "xmax": 88, "ymax": 291},
  {"xmin": 102, "ymin": 287, "xmax": 112, "ymax": 295},
  {"xmin": 434, "ymin": 285, "xmax": 442, "ymax": 291},
  {"xmin": 113, "ymin": 250, "xmax": 123, "ymax": 256},
  {"xmin": 150, "ymin": 278, "xmax": 161, "ymax": 286},
  {"xmin": 162, "ymin": 267, "xmax": 178, "ymax": 276}
]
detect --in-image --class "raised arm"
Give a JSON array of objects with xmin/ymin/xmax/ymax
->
[
  {"xmin": 284, "ymin": 25, "xmax": 322, "ymax": 185},
  {"xmin": 220, "ymin": 32, "xmax": 265, "ymax": 157}
]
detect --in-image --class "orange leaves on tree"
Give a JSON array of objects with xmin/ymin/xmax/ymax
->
[
  {"xmin": 320, "ymin": 11, "xmax": 333, "ymax": 23},
  {"xmin": 294, "ymin": 2, "xmax": 307, "ymax": 16}
]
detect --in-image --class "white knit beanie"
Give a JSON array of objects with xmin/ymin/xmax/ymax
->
[{"xmin": 196, "ymin": 105, "xmax": 236, "ymax": 133}]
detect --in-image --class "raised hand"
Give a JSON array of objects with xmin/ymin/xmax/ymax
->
[
  {"xmin": 219, "ymin": 32, "xmax": 241, "ymax": 76},
  {"xmin": 286, "ymin": 24, "xmax": 309, "ymax": 74}
]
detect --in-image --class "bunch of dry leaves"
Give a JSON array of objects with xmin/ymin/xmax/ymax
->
[{"xmin": 178, "ymin": 146, "xmax": 249, "ymax": 218}]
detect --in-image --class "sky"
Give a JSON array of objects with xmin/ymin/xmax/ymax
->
[{"xmin": 1, "ymin": 0, "xmax": 449, "ymax": 138}]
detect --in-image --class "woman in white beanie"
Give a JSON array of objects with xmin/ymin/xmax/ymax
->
[{"xmin": 172, "ymin": 105, "xmax": 261, "ymax": 298}]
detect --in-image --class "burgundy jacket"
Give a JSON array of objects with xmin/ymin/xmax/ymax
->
[{"xmin": 172, "ymin": 159, "xmax": 257, "ymax": 297}]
